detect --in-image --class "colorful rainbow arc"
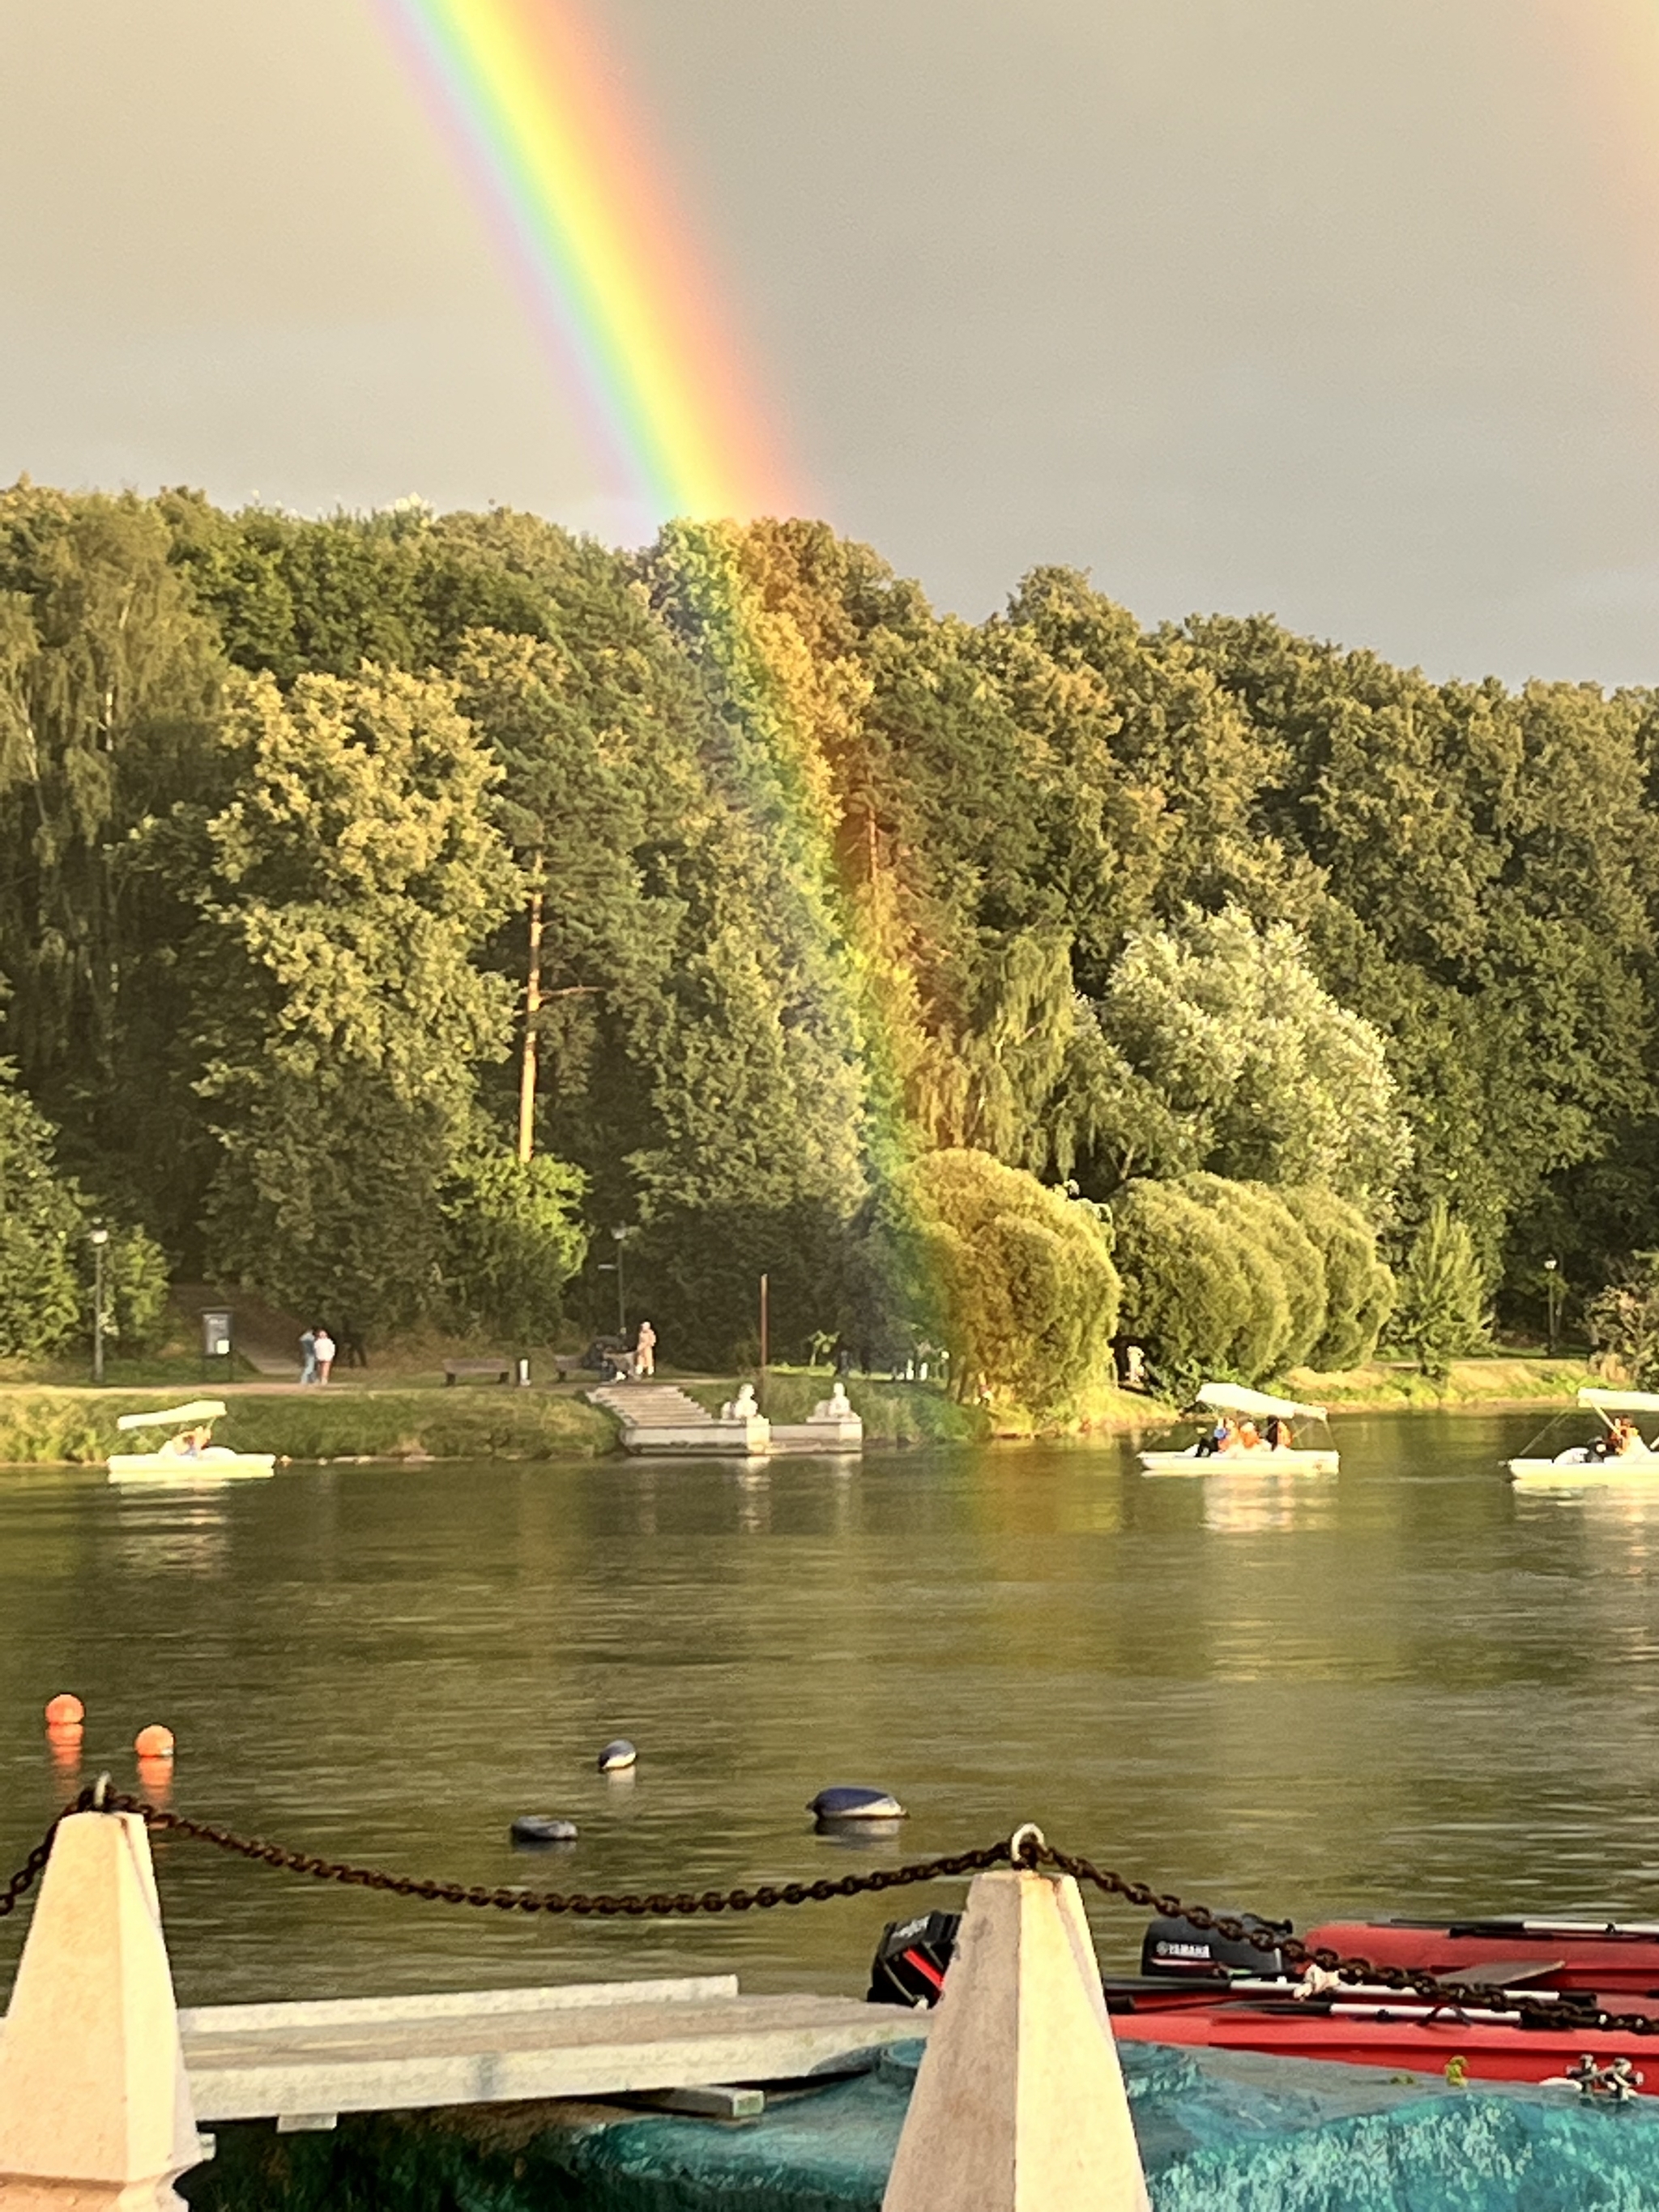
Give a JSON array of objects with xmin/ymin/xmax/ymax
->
[
  {"xmin": 371, "ymin": 2, "xmax": 899, "ymax": 1196},
  {"xmin": 375, "ymin": 0, "xmax": 791, "ymax": 522}
]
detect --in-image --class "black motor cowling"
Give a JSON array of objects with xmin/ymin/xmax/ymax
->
[
  {"xmin": 1141, "ymin": 1909, "xmax": 1291, "ymax": 1980},
  {"xmin": 868, "ymin": 1910, "xmax": 962, "ymax": 2006}
]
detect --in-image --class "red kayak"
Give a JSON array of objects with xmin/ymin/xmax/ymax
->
[
  {"xmin": 1109, "ymin": 1984, "xmax": 1659, "ymax": 2089},
  {"xmin": 1305, "ymin": 1917, "xmax": 1659, "ymax": 1998}
]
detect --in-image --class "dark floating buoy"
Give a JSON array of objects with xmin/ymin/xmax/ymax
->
[
  {"xmin": 808, "ymin": 1785, "xmax": 907, "ymax": 1823},
  {"xmin": 598, "ymin": 1738, "xmax": 638, "ymax": 1773},
  {"xmin": 510, "ymin": 1814, "xmax": 578, "ymax": 1846}
]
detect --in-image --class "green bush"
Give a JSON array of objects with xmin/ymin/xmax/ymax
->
[
  {"xmin": 1112, "ymin": 1179, "xmax": 1255, "ymax": 1393},
  {"xmin": 902, "ymin": 1148, "xmax": 1119, "ymax": 1418},
  {"xmin": 440, "ymin": 1150, "xmax": 589, "ymax": 1342},
  {"xmin": 1179, "ymin": 1175, "xmax": 1316, "ymax": 1378},
  {"xmin": 0, "ymin": 1075, "xmax": 81, "ymax": 1358},
  {"xmin": 0, "ymin": 1067, "xmax": 168, "ymax": 1359},
  {"xmin": 1280, "ymin": 1187, "xmax": 1394, "ymax": 1370}
]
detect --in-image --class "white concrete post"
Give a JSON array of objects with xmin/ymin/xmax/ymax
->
[
  {"xmin": 882, "ymin": 1860, "xmax": 1150, "ymax": 2212},
  {"xmin": 0, "ymin": 1810, "xmax": 205, "ymax": 2211}
]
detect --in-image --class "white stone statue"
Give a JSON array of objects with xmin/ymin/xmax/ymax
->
[
  {"xmin": 812, "ymin": 1382, "xmax": 854, "ymax": 1421},
  {"xmin": 722, "ymin": 1381, "xmax": 759, "ymax": 1421}
]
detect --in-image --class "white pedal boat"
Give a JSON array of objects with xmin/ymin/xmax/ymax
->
[
  {"xmin": 1139, "ymin": 1382, "xmax": 1339, "ymax": 1476},
  {"xmin": 1508, "ymin": 1387, "xmax": 1659, "ymax": 1490},
  {"xmin": 107, "ymin": 1400, "xmax": 275, "ymax": 1485}
]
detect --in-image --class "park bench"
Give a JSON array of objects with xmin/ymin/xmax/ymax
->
[{"xmin": 442, "ymin": 1357, "xmax": 514, "ymax": 1387}]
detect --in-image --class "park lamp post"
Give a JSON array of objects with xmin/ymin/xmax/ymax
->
[
  {"xmin": 1545, "ymin": 1257, "xmax": 1559, "ymax": 1358},
  {"xmin": 89, "ymin": 1225, "xmax": 109, "ymax": 1386},
  {"xmin": 611, "ymin": 1225, "xmax": 628, "ymax": 1337}
]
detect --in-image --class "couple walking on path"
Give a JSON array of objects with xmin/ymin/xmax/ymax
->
[{"xmin": 299, "ymin": 1326, "xmax": 335, "ymax": 1386}]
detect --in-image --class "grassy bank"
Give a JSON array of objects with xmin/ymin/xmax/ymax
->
[
  {"xmin": 684, "ymin": 1371, "xmax": 989, "ymax": 1445},
  {"xmin": 1286, "ymin": 1355, "xmax": 1595, "ymax": 1411},
  {"xmin": 0, "ymin": 1387, "xmax": 617, "ymax": 1468}
]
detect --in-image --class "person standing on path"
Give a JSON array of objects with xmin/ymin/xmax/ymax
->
[
  {"xmin": 634, "ymin": 1319, "xmax": 656, "ymax": 1379},
  {"xmin": 313, "ymin": 1325, "xmax": 336, "ymax": 1384},
  {"xmin": 299, "ymin": 1328, "xmax": 318, "ymax": 1387}
]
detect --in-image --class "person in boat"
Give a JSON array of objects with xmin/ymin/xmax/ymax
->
[
  {"xmin": 1237, "ymin": 1418, "xmax": 1262, "ymax": 1452},
  {"xmin": 1196, "ymin": 1413, "xmax": 1239, "ymax": 1457},
  {"xmin": 1264, "ymin": 1415, "xmax": 1294, "ymax": 1451},
  {"xmin": 160, "ymin": 1422, "xmax": 212, "ymax": 1460},
  {"xmin": 1593, "ymin": 1415, "xmax": 1640, "ymax": 1459}
]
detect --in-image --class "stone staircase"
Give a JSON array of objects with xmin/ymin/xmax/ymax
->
[
  {"xmin": 586, "ymin": 1383, "xmax": 769, "ymax": 1456},
  {"xmin": 588, "ymin": 1383, "xmax": 716, "ymax": 1430}
]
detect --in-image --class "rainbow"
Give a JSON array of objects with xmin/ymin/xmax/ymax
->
[
  {"xmin": 372, "ymin": 0, "xmax": 791, "ymax": 525},
  {"xmin": 369, "ymin": 2, "xmax": 917, "ymax": 1255}
]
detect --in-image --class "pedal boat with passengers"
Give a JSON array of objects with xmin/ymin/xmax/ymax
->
[
  {"xmin": 1137, "ymin": 1383, "xmax": 1339, "ymax": 1476},
  {"xmin": 107, "ymin": 1400, "xmax": 275, "ymax": 1485},
  {"xmin": 1507, "ymin": 1387, "xmax": 1659, "ymax": 1491}
]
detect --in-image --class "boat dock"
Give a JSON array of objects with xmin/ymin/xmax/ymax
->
[
  {"xmin": 168, "ymin": 1975, "xmax": 923, "ymax": 2129},
  {"xmin": 589, "ymin": 1383, "xmax": 863, "ymax": 1456}
]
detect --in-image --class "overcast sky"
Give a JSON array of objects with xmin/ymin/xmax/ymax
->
[{"xmin": 2, "ymin": 0, "xmax": 1657, "ymax": 682}]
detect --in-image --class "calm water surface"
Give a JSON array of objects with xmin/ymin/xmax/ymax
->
[{"xmin": 3, "ymin": 1409, "xmax": 1657, "ymax": 2005}]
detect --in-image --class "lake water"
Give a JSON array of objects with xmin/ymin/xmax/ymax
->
[{"xmin": 3, "ymin": 1408, "xmax": 1657, "ymax": 2008}]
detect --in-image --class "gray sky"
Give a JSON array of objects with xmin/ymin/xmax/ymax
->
[{"xmin": 2, "ymin": 0, "xmax": 1655, "ymax": 682}]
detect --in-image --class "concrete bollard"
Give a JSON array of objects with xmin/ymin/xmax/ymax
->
[
  {"xmin": 882, "ymin": 1860, "xmax": 1150, "ymax": 2212},
  {"xmin": 0, "ymin": 1809, "xmax": 206, "ymax": 2211}
]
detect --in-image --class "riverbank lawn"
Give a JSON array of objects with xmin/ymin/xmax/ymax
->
[{"xmin": 0, "ymin": 1387, "xmax": 617, "ymax": 1468}]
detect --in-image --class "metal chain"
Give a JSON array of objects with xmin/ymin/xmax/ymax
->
[
  {"xmin": 0, "ymin": 1787, "xmax": 1013, "ymax": 1920},
  {"xmin": 4, "ymin": 1792, "xmax": 1657, "ymax": 2044}
]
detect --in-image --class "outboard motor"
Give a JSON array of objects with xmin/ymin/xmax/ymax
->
[
  {"xmin": 1141, "ymin": 1909, "xmax": 1292, "ymax": 1981},
  {"xmin": 868, "ymin": 1910, "xmax": 962, "ymax": 2006}
]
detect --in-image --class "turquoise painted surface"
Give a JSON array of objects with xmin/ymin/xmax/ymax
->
[{"xmin": 186, "ymin": 2044, "xmax": 1659, "ymax": 2210}]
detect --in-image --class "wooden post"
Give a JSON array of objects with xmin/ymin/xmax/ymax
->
[
  {"xmin": 0, "ymin": 1809, "xmax": 206, "ymax": 2210},
  {"xmin": 759, "ymin": 1272, "xmax": 770, "ymax": 1408},
  {"xmin": 516, "ymin": 858, "xmax": 544, "ymax": 1166},
  {"xmin": 882, "ymin": 1858, "xmax": 1149, "ymax": 2212}
]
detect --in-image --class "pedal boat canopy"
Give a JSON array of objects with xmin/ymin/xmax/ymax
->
[
  {"xmin": 1576, "ymin": 1387, "xmax": 1659, "ymax": 1417},
  {"xmin": 115, "ymin": 1400, "xmax": 228, "ymax": 1432},
  {"xmin": 1193, "ymin": 1383, "xmax": 1328, "ymax": 1423}
]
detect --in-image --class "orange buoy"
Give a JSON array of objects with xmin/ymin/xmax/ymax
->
[
  {"xmin": 44, "ymin": 1693, "xmax": 84, "ymax": 1730},
  {"xmin": 134, "ymin": 1724, "xmax": 174, "ymax": 1760}
]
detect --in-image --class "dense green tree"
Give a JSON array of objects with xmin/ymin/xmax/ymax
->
[
  {"xmin": 0, "ymin": 484, "xmax": 225, "ymax": 1242},
  {"xmin": 1093, "ymin": 906, "xmax": 1410, "ymax": 1211},
  {"xmin": 1585, "ymin": 1254, "xmax": 1659, "ymax": 1387},
  {"xmin": 0, "ymin": 1061, "xmax": 165, "ymax": 1359},
  {"xmin": 1390, "ymin": 1202, "xmax": 1491, "ymax": 1380},
  {"xmin": 5, "ymin": 486, "xmax": 1659, "ymax": 1383},
  {"xmin": 193, "ymin": 665, "xmax": 522, "ymax": 1331},
  {"xmin": 900, "ymin": 1149, "xmax": 1119, "ymax": 1417},
  {"xmin": 1183, "ymin": 615, "xmax": 1655, "ymax": 1268}
]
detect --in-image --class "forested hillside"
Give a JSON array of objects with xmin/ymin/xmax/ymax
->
[{"xmin": 2, "ymin": 484, "xmax": 1652, "ymax": 1407}]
